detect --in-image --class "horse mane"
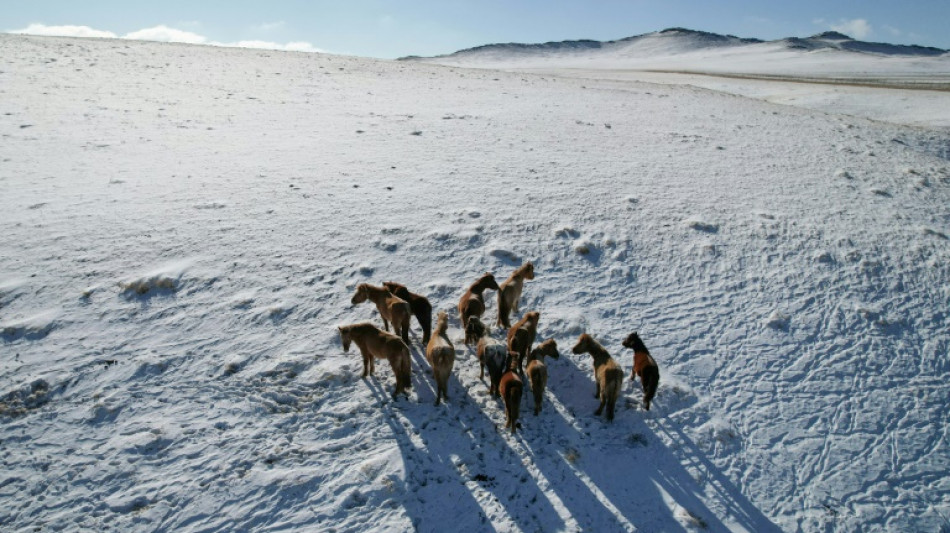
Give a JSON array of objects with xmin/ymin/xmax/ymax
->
[
  {"xmin": 465, "ymin": 316, "xmax": 488, "ymax": 339},
  {"xmin": 470, "ymin": 272, "xmax": 497, "ymax": 293},
  {"xmin": 513, "ymin": 262, "xmax": 533, "ymax": 278},
  {"xmin": 382, "ymin": 281, "xmax": 409, "ymax": 298},
  {"xmin": 529, "ymin": 338, "xmax": 557, "ymax": 361},
  {"xmin": 579, "ymin": 333, "xmax": 610, "ymax": 360},
  {"xmin": 339, "ymin": 322, "xmax": 377, "ymax": 335},
  {"xmin": 624, "ymin": 332, "xmax": 650, "ymax": 354},
  {"xmin": 435, "ymin": 311, "xmax": 449, "ymax": 335},
  {"xmin": 505, "ymin": 352, "xmax": 520, "ymax": 371}
]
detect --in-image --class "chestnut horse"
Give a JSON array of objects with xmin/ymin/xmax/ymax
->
[
  {"xmin": 382, "ymin": 281, "xmax": 432, "ymax": 345},
  {"xmin": 496, "ymin": 262, "xmax": 535, "ymax": 329},
  {"xmin": 572, "ymin": 333, "xmax": 623, "ymax": 421},
  {"xmin": 338, "ymin": 322, "xmax": 411, "ymax": 400},
  {"xmin": 526, "ymin": 339, "xmax": 559, "ymax": 415},
  {"xmin": 466, "ymin": 316, "xmax": 507, "ymax": 396},
  {"xmin": 507, "ymin": 311, "xmax": 540, "ymax": 374},
  {"xmin": 498, "ymin": 353, "xmax": 523, "ymax": 433},
  {"xmin": 622, "ymin": 332, "xmax": 660, "ymax": 411},
  {"xmin": 459, "ymin": 272, "xmax": 500, "ymax": 341},
  {"xmin": 426, "ymin": 311, "xmax": 456, "ymax": 406},
  {"xmin": 351, "ymin": 283, "xmax": 412, "ymax": 345}
]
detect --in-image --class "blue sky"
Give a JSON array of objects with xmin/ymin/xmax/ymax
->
[{"xmin": 3, "ymin": 1, "xmax": 948, "ymax": 58}]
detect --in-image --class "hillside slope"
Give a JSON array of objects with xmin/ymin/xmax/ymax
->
[{"xmin": 2, "ymin": 34, "xmax": 949, "ymax": 532}]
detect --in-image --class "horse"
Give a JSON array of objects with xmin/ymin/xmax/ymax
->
[
  {"xmin": 525, "ymin": 339, "xmax": 559, "ymax": 416},
  {"xmin": 622, "ymin": 332, "xmax": 660, "ymax": 411},
  {"xmin": 351, "ymin": 283, "xmax": 412, "ymax": 345},
  {"xmin": 466, "ymin": 316, "xmax": 507, "ymax": 396},
  {"xmin": 458, "ymin": 272, "xmax": 500, "ymax": 339},
  {"xmin": 382, "ymin": 281, "xmax": 432, "ymax": 345},
  {"xmin": 498, "ymin": 353, "xmax": 524, "ymax": 434},
  {"xmin": 572, "ymin": 333, "xmax": 623, "ymax": 421},
  {"xmin": 426, "ymin": 311, "xmax": 456, "ymax": 406},
  {"xmin": 507, "ymin": 311, "xmax": 540, "ymax": 374},
  {"xmin": 337, "ymin": 322, "xmax": 411, "ymax": 400},
  {"xmin": 496, "ymin": 262, "xmax": 535, "ymax": 329}
]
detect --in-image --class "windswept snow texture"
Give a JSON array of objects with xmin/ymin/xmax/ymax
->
[{"xmin": 2, "ymin": 33, "xmax": 950, "ymax": 532}]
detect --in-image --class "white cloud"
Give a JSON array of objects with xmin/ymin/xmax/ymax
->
[
  {"xmin": 123, "ymin": 25, "xmax": 207, "ymax": 44},
  {"xmin": 829, "ymin": 18, "xmax": 872, "ymax": 40},
  {"xmin": 8, "ymin": 22, "xmax": 323, "ymax": 54},
  {"xmin": 883, "ymin": 25, "xmax": 902, "ymax": 37},
  {"xmin": 223, "ymin": 40, "xmax": 324, "ymax": 53},
  {"xmin": 10, "ymin": 23, "xmax": 117, "ymax": 39}
]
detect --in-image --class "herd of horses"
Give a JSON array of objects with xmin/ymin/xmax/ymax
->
[{"xmin": 337, "ymin": 262, "xmax": 660, "ymax": 433}]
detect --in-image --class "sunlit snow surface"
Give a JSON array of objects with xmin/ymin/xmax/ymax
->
[{"xmin": 2, "ymin": 33, "xmax": 949, "ymax": 532}]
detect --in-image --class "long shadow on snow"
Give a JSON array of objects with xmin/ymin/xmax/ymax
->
[
  {"xmin": 367, "ymin": 343, "xmax": 571, "ymax": 532},
  {"xmin": 532, "ymin": 352, "xmax": 781, "ymax": 532}
]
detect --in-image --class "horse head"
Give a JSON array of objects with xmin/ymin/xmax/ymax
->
[
  {"xmin": 338, "ymin": 326, "xmax": 352, "ymax": 352},
  {"xmin": 350, "ymin": 284, "xmax": 369, "ymax": 305},
  {"xmin": 572, "ymin": 333, "xmax": 594, "ymax": 355}
]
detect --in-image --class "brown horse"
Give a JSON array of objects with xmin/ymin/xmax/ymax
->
[
  {"xmin": 498, "ymin": 353, "xmax": 523, "ymax": 433},
  {"xmin": 496, "ymin": 262, "xmax": 535, "ymax": 329},
  {"xmin": 459, "ymin": 272, "xmax": 500, "ymax": 340},
  {"xmin": 466, "ymin": 316, "xmax": 507, "ymax": 396},
  {"xmin": 622, "ymin": 332, "xmax": 660, "ymax": 411},
  {"xmin": 526, "ymin": 339, "xmax": 559, "ymax": 416},
  {"xmin": 382, "ymin": 281, "xmax": 432, "ymax": 345},
  {"xmin": 351, "ymin": 283, "xmax": 412, "ymax": 345},
  {"xmin": 507, "ymin": 311, "xmax": 540, "ymax": 374},
  {"xmin": 426, "ymin": 311, "xmax": 456, "ymax": 406},
  {"xmin": 572, "ymin": 333, "xmax": 623, "ymax": 422},
  {"xmin": 338, "ymin": 322, "xmax": 411, "ymax": 400}
]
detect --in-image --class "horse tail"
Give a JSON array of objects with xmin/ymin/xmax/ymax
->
[
  {"xmin": 642, "ymin": 365, "xmax": 659, "ymax": 411},
  {"xmin": 506, "ymin": 378, "xmax": 523, "ymax": 432},
  {"xmin": 419, "ymin": 299, "xmax": 432, "ymax": 345},
  {"xmin": 605, "ymin": 367, "xmax": 623, "ymax": 421}
]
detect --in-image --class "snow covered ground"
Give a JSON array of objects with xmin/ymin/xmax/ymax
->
[{"xmin": 2, "ymin": 33, "xmax": 949, "ymax": 532}]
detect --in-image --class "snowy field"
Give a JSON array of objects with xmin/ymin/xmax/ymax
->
[{"xmin": 2, "ymin": 33, "xmax": 950, "ymax": 532}]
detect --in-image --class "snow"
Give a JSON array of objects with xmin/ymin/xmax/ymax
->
[{"xmin": 2, "ymin": 32, "xmax": 950, "ymax": 532}]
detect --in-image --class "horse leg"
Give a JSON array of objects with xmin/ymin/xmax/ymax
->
[
  {"xmin": 496, "ymin": 296, "xmax": 508, "ymax": 329},
  {"xmin": 361, "ymin": 351, "xmax": 369, "ymax": 378},
  {"xmin": 383, "ymin": 318, "xmax": 390, "ymax": 332},
  {"xmin": 594, "ymin": 381, "xmax": 600, "ymax": 399},
  {"xmin": 595, "ymin": 393, "xmax": 606, "ymax": 416}
]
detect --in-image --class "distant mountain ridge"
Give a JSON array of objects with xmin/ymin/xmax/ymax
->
[{"xmin": 400, "ymin": 27, "xmax": 947, "ymax": 61}]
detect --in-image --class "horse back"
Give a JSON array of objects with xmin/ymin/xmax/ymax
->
[{"xmin": 633, "ymin": 351, "xmax": 657, "ymax": 376}]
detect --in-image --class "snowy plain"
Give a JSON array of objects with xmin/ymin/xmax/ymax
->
[{"xmin": 1, "ymin": 31, "xmax": 950, "ymax": 532}]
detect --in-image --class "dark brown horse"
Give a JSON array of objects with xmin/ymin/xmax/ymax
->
[
  {"xmin": 459, "ymin": 272, "xmax": 500, "ymax": 339},
  {"xmin": 622, "ymin": 332, "xmax": 660, "ymax": 411},
  {"xmin": 572, "ymin": 333, "xmax": 623, "ymax": 421},
  {"xmin": 498, "ymin": 353, "xmax": 523, "ymax": 433},
  {"xmin": 383, "ymin": 281, "xmax": 432, "ymax": 345},
  {"xmin": 507, "ymin": 311, "xmax": 540, "ymax": 374},
  {"xmin": 496, "ymin": 262, "xmax": 535, "ymax": 329},
  {"xmin": 338, "ymin": 322, "xmax": 411, "ymax": 400}
]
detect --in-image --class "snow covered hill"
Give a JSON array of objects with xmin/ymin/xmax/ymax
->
[
  {"xmin": 421, "ymin": 28, "xmax": 948, "ymax": 61},
  {"xmin": 2, "ymin": 33, "xmax": 949, "ymax": 532}
]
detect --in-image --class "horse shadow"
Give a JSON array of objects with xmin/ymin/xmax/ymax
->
[
  {"xmin": 523, "ymin": 350, "xmax": 782, "ymax": 532},
  {"xmin": 365, "ymin": 344, "xmax": 575, "ymax": 532}
]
